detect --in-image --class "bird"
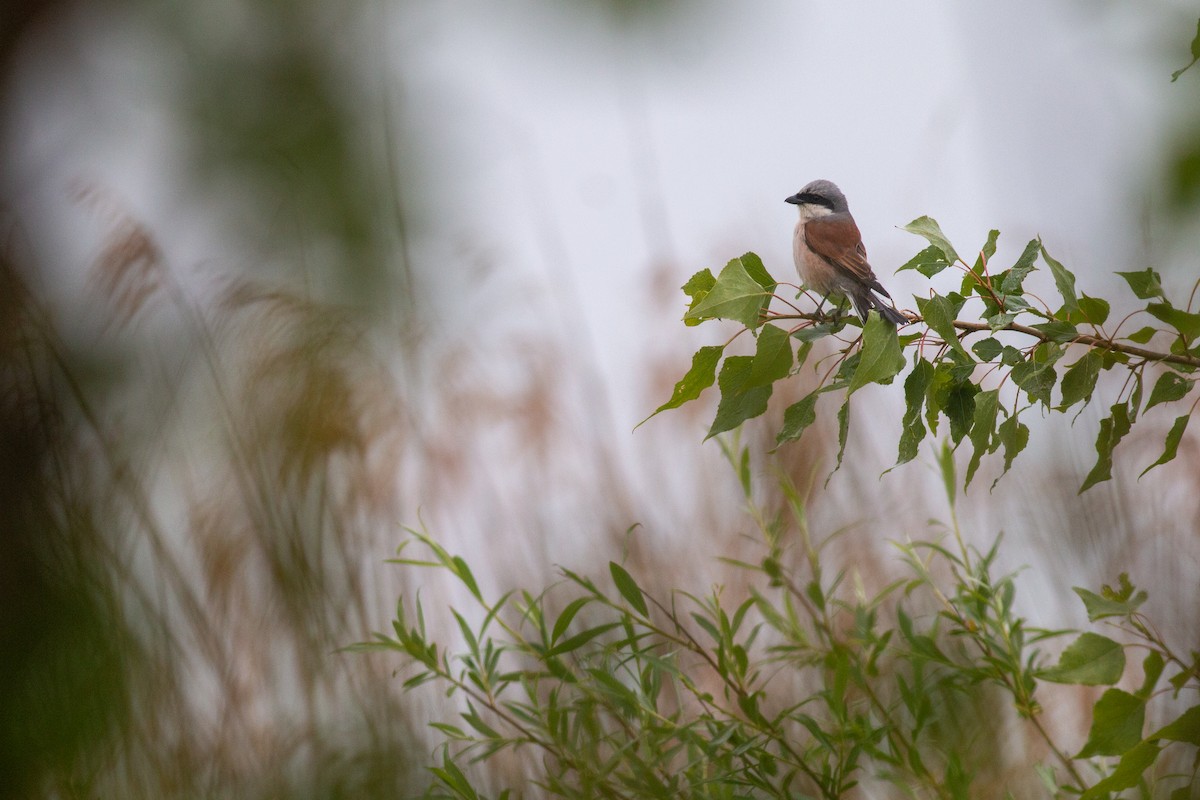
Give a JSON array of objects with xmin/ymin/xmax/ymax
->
[{"xmin": 786, "ymin": 179, "xmax": 907, "ymax": 326}]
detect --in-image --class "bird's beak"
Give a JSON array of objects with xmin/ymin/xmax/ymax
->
[{"xmin": 785, "ymin": 193, "xmax": 802, "ymax": 205}]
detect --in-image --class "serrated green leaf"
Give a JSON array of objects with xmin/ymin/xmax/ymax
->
[
  {"xmin": 686, "ymin": 256, "xmax": 771, "ymax": 329},
  {"xmin": 972, "ymin": 337, "xmax": 1003, "ymax": 361},
  {"xmin": 915, "ymin": 294, "xmax": 970, "ymax": 359},
  {"xmin": 776, "ymin": 391, "xmax": 820, "ymax": 445},
  {"xmin": 682, "ymin": 269, "xmax": 716, "ymax": 327},
  {"xmin": 1116, "ymin": 268, "xmax": 1164, "ymax": 300},
  {"xmin": 1040, "ymin": 243, "xmax": 1078, "ymax": 313},
  {"xmin": 1126, "ymin": 326, "xmax": 1158, "ymax": 344},
  {"xmin": 902, "ymin": 216, "xmax": 960, "ymax": 264},
  {"xmin": 1011, "ymin": 345, "xmax": 1061, "ymax": 407},
  {"xmin": 1077, "ymin": 688, "xmax": 1145, "ymax": 758},
  {"xmin": 965, "ymin": 389, "xmax": 999, "ymax": 488},
  {"xmin": 1077, "ymin": 294, "xmax": 1110, "ymax": 326},
  {"xmin": 1147, "ymin": 302, "xmax": 1200, "ymax": 344},
  {"xmin": 898, "ymin": 245, "xmax": 953, "ymax": 277},
  {"xmin": 1040, "ymin": 632, "xmax": 1126, "ymax": 686},
  {"xmin": 986, "ymin": 312, "xmax": 1018, "ymax": 331},
  {"xmin": 1140, "ymin": 415, "xmax": 1190, "ymax": 477},
  {"xmin": 643, "ymin": 345, "xmax": 724, "ymax": 422},
  {"xmin": 849, "ymin": 313, "xmax": 906, "ymax": 394},
  {"xmin": 1150, "ymin": 705, "xmax": 1200, "ymax": 745},
  {"xmin": 1080, "ymin": 741, "xmax": 1161, "ymax": 800},
  {"xmin": 992, "ymin": 414, "xmax": 1029, "ymax": 489},
  {"xmin": 609, "ymin": 562, "xmax": 649, "ymax": 616},
  {"xmin": 1058, "ymin": 350, "xmax": 1104, "ymax": 410},
  {"xmin": 1072, "ymin": 585, "xmax": 1148, "ymax": 621},
  {"xmin": 1080, "ymin": 402, "xmax": 1133, "ymax": 492},
  {"xmin": 1031, "ymin": 320, "xmax": 1079, "ymax": 343},
  {"xmin": 1000, "ymin": 239, "xmax": 1041, "ymax": 294},
  {"xmin": 1145, "ymin": 371, "xmax": 1194, "ymax": 410},
  {"xmin": 897, "ymin": 359, "xmax": 934, "ymax": 465},
  {"xmin": 706, "ymin": 356, "xmax": 773, "ymax": 439},
  {"xmin": 944, "ymin": 382, "xmax": 979, "ymax": 445},
  {"xmin": 973, "ymin": 229, "xmax": 1000, "ymax": 274},
  {"xmin": 745, "ymin": 324, "xmax": 793, "ymax": 388}
]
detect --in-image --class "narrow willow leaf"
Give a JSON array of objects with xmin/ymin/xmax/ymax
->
[
  {"xmin": 1147, "ymin": 302, "xmax": 1200, "ymax": 343},
  {"xmin": 686, "ymin": 256, "xmax": 771, "ymax": 329},
  {"xmin": 848, "ymin": 313, "xmax": 905, "ymax": 394},
  {"xmin": 1077, "ymin": 688, "xmax": 1146, "ymax": 758},
  {"xmin": 965, "ymin": 389, "xmax": 999, "ymax": 488},
  {"xmin": 999, "ymin": 239, "xmax": 1041, "ymax": 294},
  {"xmin": 898, "ymin": 245, "xmax": 952, "ymax": 277},
  {"xmin": 1080, "ymin": 402, "xmax": 1132, "ymax": 492},
  {"xmin": 902, "ymin": 216, "xmax": 960, "ymax": 264},
  {"xmin": 642, "ymin": 345, "xmax": 724, "ymax": 423},
  {"xmin": 745, "ymin": 324, "xmax": 792, "ymax": 388},
  {"xmin": 1039, "ymin": 632, "xmax": 1126, "ymax": 686},
  {"xmin": 1150, "ymin": 705, "xmax": 1200, "ymax": 746},
  {"xmin": 1079, "ymin": 741, "xmax": 1161, "ymax": 800},
  {"xmin": 706, "ymin": 356, "xmax": 773, "ymax": 439},
  {"xmin": 550, "ymin": 597, "xmax": 593, "ymax": 646},
  {"xmin": 1145, "ymin": 371, "xmax": 1194, "ymax": 410},
  {"xmin": 1058, "ymin": 350, "xmax": 1104, "ymax": 410},
  {"xmin": 543, "ymin": 622, "xmax": 621, "ymax": 657},
  {"xmin": 1116, "ymin": 268, "xmax": 1164, "ymax": 300},
  {"xmin": 897, "ymin": 359, "xmax": 934, "ymax": 465},
  {"xmin": 609, "ymin": 562, "xmax": 649, "ymax": 616},
  {"xmin": 776, "ymin": 391, "xmax": 819, "ymax": 445},
  {"xmin": 914, "ymin": 294, "xmax": 970, "ymax": 359},
  {"xmin": 1040, "ymin": 243, "xmax": 1079, "ymax": 313},
  {"xmin": 1140, "ymin": 415, "xmax": 1190, "ymax": 477},
  {"xmin": 1073, "ymin": 586, "xmax": 1149, "ymax": 621},
  {"xmin": 991, "ymin": 415, "xmax": 1029, "ymax": 489}
]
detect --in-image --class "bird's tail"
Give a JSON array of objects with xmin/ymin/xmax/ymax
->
[{"xmin": 854, "ymin": 292, "xmax": 907, "ymax": 326}]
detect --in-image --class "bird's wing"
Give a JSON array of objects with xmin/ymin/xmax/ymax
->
[{"xmin": 804, "ymin": 214, "xmax": 891, "ymax": 297}]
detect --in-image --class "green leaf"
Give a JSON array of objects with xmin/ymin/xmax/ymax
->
[
  {"xmin": 543, "ymin": 622, "xmax": 621, "ymax": 657},
  {"xmin": 1031, "ymin": 320, "xmax": 1078, "ymax": 344},
  {"xmin": 1150, "ymin": 705, "xmax": 1200, "ymax": 746},
  {"xmin": 1011, "ymin": 345, "xmax": 1062, "ymax": 407},
  {"xmin": 986, "ymin": 312, "xmax": 1018, "ymax": 332},
  {"xmin": 944, "ymin": 382, "xmax": 979, "ymax": 445},
  {"xmin": 682, "ymin": 269, "xmax": 716, "ymax": 326},
  {"xmin": 686, "ymin": 255, "xmax": 772, "ymax": 329},
  {"xmin": 964, "ymin": 389, "xmax": 999, "ymax": 488},
  {"xmin": 1147, "ymin": 302, "xmax": 1200, "ymax": 344},
  {"xmin": 1040, "ymin": 243, "xmax": 1078, "ymax": 313},
  {"xmin": 1058, "ymin": 350, "xmax": 1104, "ymax": 411},
  {"xmin": 999, "ymin": 239, "xmax": 1041, "ymax": 294},
  {"xmin": 706, "ymin": 356, "xmax": 773, "ymax": 439},
  {"xmin": 776, "ymin": 392, "xmax": 820, "ymax": 445},
  {"xmin": 897, "ymin": 359, "xmax": 934, "ymax": 465},
  {"xmin": 973, "ymin": 229, "xmax": 1000, "ymax": 273},
  {"xmin": 643, "ymin": 345, "xmax": 723, "ymax": 422},
  {"xmin": 1140, "ymin": 415, "xmax": 1190, "ymax": 477},
  {"xmin": 1080, "ymin": 741, "xmax": 1161, "ymax": 800},
  {"xmin": 971, "ymin": 337, "xmax": 1003, "ymax": 362},
  {"xmin": 1073, "ymin": 586, "xmax": 1148, "ymax": 621},
  {"xmin": 1126, "ymin": 326, "xmax": 1158, "ymax": 344},
  {"xmin": 1145, "ymin": 371, "xmax": 1194, "ymax": 411},
  {"xmin": 745, "ymin": 324, "xmax": 793, "ymax": 388},
  {"xmin": 1080, "ymin": 401, "xmax": 1133, "ymax": 492},
  {"xmin": 902, "ymin": 216, "xmax": 960, "ymax": 264},
  {"xmin": 1077, "ymin": 688, "xmax": 1145, "ymax": 758},
  {"xmin": 992, "ymin": 414, "xmax": 1029, "ymax": 489},
  {"xmin": 834, "ymin": 400, "xmax": 851, "ymax": 474},
  {"xmin": 1170, "ymin": 18, "xmax": 1200, "ymax": 81},
  {"xmin": 848, "ymin": 313, "xmax": 906, "ymax": 394},
  {"xmin": 609, "ymin": 562, "xmax": 649, "ymax": 616},
  {"xmin": 1039, "ymin": 632, "xmax": 1126, "ymax": 686},
  {"xmin": 1077, "ymin": 294, "xmax": 1110, "ymax": 326},
  {"xmin": 550, "ymin": 597, "xmax": 593, "ymax": 646},
  {"xmin": 898, "ymin": 245, "xmax": 953, "ymax": 277},
  {"xmin": 914, "ymin": 294, "xmax": 970, "ymax": 359},
  {"xmin": 1116, "ymin": 268, "xmax": 1164, "ymax": 300}
]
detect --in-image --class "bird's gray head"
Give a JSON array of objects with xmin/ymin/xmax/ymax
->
[{"xmin": 785, "ymin": 179, "xmax": 849, "ymax": 214}]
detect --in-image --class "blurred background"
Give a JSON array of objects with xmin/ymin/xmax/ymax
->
[{"xmin": 2, "ymin": 1, "xmax": 1199, "ymax": 796}]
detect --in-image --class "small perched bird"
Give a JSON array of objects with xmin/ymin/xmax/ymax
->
[{"xmin": 786, "ymin": 179, "xmax": 906, "ymax": 325}]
